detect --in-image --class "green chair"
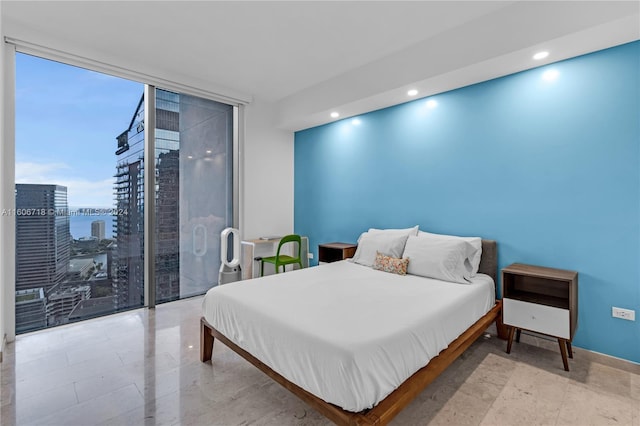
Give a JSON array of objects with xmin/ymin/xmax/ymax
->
[{"xmin": 260, "ymin": 234, "xmax": 303, "ymax": 276}]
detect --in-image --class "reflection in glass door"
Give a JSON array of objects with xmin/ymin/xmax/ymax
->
[{"xmin": 153, "ymin": 89, "xmax": 234, "ymax": 303}]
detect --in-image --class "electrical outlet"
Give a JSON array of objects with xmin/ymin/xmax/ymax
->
[
  {"xmin": 307, "ymin": 253, "xmax": 314, "ymax": 259},
  {"xmin": 612, "ymin": 307, "xmax": 636, "ymax": 321}
]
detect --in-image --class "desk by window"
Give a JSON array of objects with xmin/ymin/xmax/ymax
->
[{"xmin": 240, "ymin": 236, "xmax": 309, "ymax": 279}]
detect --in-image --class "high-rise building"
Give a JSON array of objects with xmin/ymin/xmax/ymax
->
[
  {"xmin": 156, "ymin": 149, "xmax": 180, "ymax": 302},
  {"xmin": 15, "ymin": 184, "xmax": 71, "ymax": 332},
  {"xmin": 46, "ymin": 284, "xmax": 91, "ymax": 326},
  {"xmin": 15, "ymin": 184, "xmax": 71, "ymax": 294},
  {"xmin": 15, "ymin": 288, "xmax": 47, "ymax": 333},
  {"xmin": 113, "ymin": 94, "xmax": 144, "ymax": 311},
  {"xmin": 113, "ymin": 90, "xmax": 180, "ymax": 310},
  {"xmin": 91, "ymin": 220, "xmax": 106, "ymax": 240}
]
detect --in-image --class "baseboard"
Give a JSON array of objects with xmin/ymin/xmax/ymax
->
[
  {"xmin": 577, "ymin": 347, "xmax": 640, "ymax": 374},
  {"xmin": 517, "ymin": 329, "xmax": 640, "ymax": 374}
]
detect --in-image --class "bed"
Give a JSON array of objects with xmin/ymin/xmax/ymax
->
[{"xmin": 201, "ymin": 237, "xmax": 502, "ymax": 425}]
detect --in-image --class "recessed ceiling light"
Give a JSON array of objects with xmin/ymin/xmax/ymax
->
[
  {"xmin": 206, "ymin": 150, "xmax": 212, "ymax": 154},
  {"xmin": 330, "ymin": 112, "xmax": 339, "ymax": 118},
  {"xmin": 407, "ymin": 89, "xmax": 418, "ymax": 96},
  {"xmin": 533, "ymin": 51, "xmax": 549, "ymax": 60},
  {"xmin": 426, "ymin": 99, "xmax": 438, "ymax": 109},
  {"xmin": 187, "ymin": 155, "xmax": 193, "ymax": 159}
]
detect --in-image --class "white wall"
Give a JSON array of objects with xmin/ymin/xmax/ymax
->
[
  {"xmin": 241, "ymin": 99, "xmax": 294, "ymax": 240},
  {"xmin": 0, "ymin": 6, "xmax": 17, "ymax": 353},
  {"xmin": 0, "ymin": 0, "xmax": 5, "ymax": 357}
]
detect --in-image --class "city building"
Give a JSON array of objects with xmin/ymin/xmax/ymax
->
[
  {"xmin": 15, "ymin": 288, "xmax": 46, "ymax": 333},
  {"xmin": 113, "ymin": 90, "xmax": 181, "ymax": 310},
  {"xmin": 67, "ymin": 257, "xmax": 95, "ymax": 281},
  {"xmin": 91, "ymin": 219, "xmax": 106, "ymax": 240},
  {"xmin": 76, "ymin": 236, "xmax": 99, "ymax": 251},
  {"xmin": 112, "ymin": 94, "xmax": 144, "ymax": 311},
  {"xmin": 15, "ymin": 184, "xmax": 70, "ymax": 295},
  {"xmin": 45, "ymin": 284, "xmax": 91, "ymax": 326},
  {"xmin": 68, "ymin": 296, "xmax": 115, "ymax": 323},
  {"xmin": 15, "ymin": 184, "xmax": 72, "ymax": 332},
  {"xmin": 155, "ymin": 149, "xmax": 180, "ymax": 303}
]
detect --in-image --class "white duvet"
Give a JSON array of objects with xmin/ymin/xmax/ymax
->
[{"xmin": 202, "ymin": 260, "xmax": 495, "ymax": 412}]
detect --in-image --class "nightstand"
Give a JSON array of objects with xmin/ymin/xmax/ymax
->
[
  {"xmin": 318, "ymin": 242, "xmax": 357, "ymax": 264},
  {"xmin": 502, "ymin": 263, "xmax": 578, "ymax": 371}
]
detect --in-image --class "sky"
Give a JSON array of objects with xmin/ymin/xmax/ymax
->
[{"xmin": 15, "ymin": 53, "xmax": 143, "ymax": 208}]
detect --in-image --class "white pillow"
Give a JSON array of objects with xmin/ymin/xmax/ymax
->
[
  {"xmin": 369, "ymin": 225, "xmax": 419, "ymax": 236},
  {"xmin": 403, "ymin": 235, "xmax": 477, "ymax": 284},
  {"xmin": 418, "ymin": 231, "xmax": 482, "ymax": 277},
  {"xmin": 351, "ymin": 232, "xmax": 410, "ymax": 267},
  {"xmin": 358, "ymin": 225, "xmax": 419, "ymax": 243}
]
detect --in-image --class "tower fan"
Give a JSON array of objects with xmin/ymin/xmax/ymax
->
[{"xmin": 218, "ymin": 227, "xmax": 242, "ymax": 285}]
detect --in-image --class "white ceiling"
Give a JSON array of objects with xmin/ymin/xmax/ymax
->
[{"xmin": 2, "ymin": 1, "xmax": 639, "ymax": 131}]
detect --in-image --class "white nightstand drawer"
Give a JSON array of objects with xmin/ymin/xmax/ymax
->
[{"xmin": 503, "ymin": 298, "xmax": 570, "ymax": 339}]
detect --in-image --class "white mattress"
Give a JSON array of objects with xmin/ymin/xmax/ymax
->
[{"xmin": 202, "ymin": 260, "xmax": 495, "ymax": 412}]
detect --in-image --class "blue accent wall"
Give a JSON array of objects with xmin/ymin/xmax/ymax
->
[{"xmin": 294, "ymin": 41, "xmax": 640, "ymax": 363}]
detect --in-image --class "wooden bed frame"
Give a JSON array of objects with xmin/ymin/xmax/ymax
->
[{"xmin": 200, "ymin": 240, "xmax": 504, "ymax": 425}]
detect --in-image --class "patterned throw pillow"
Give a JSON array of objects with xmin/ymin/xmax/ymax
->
[{"xmin": 373, "ymin": 251, "xmax": 409, "ymax": 275}]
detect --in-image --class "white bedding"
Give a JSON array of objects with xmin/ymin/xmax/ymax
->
[{"xmin": 202, "ymin": 260, "xmax": 495, "ymax": 412}]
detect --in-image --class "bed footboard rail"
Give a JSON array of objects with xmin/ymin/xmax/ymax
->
[{"xmin": 365, "ymin": 300, "xmax": 502, "ymax": 424}]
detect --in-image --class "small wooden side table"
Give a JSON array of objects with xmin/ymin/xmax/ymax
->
[
  {"xmin": 318, "ymin": 242, "xmax": 357, "ymax": 264},
  {"xmin": 502, "ymin": 263, "xmax": 578, "ymax": 371}
]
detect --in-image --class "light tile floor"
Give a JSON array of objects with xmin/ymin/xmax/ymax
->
[{"xmin": 1, "ymin": 296, "xmax": 639, "ymax": 425}]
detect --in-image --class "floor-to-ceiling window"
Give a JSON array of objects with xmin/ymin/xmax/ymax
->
[
  {"xmin": 14, "ymin": 53, "xmax": 236, "ymax": 334},
  {"xmin": 15, "ymin": 53, "xmax": 144, "ymax": 333}
]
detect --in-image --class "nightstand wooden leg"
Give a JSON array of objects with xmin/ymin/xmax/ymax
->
[
  {"xmin": 506, "ymin": 326, "xmax": 516, "ymax": 354},
  {"xmin": 566, "ymin": 341, "xmax": 573, "ymax": 359},
  {"xmin": 558, "ymin": 339, "xmax": 570, "ymax": 371},
  {"xmin": 515, "ymin": 328, "xmax": 521, "ymax": 343}
]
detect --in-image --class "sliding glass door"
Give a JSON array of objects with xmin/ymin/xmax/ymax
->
[{"xmin": 152, "ymin": 89, "xmax": 234, "ymax": 303}]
